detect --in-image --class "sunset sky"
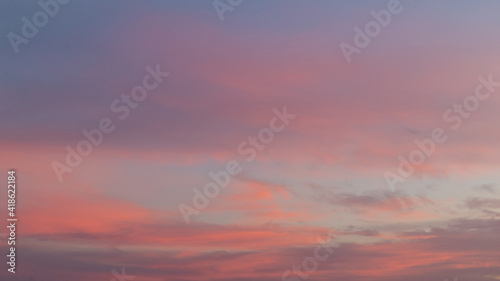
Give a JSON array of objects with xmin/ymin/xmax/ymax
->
[{"xmin": 1, "ymin": 1, "xmax": 500, "ymax": 281}]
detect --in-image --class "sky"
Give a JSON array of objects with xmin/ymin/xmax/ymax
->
[{"xmin": 1, "ymin": 0, "xmax": 500, "ymax": 280}]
